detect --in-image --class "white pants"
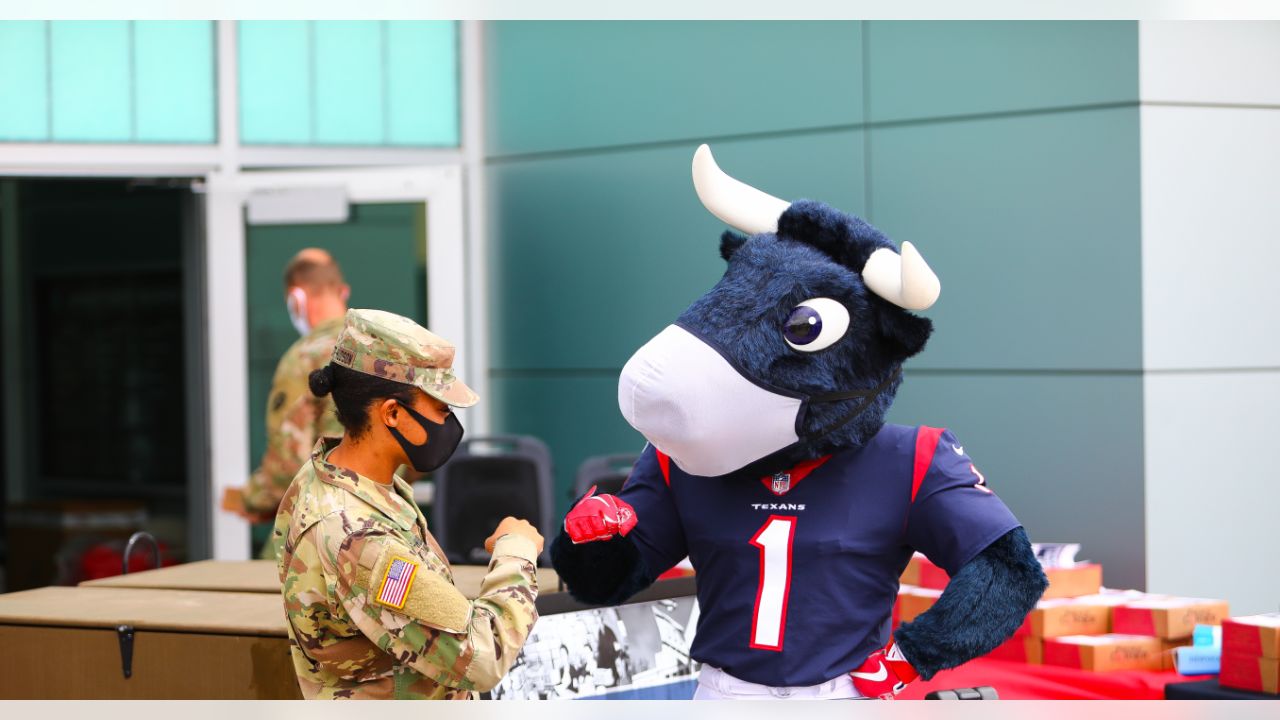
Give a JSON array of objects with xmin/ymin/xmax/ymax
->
[{"xmin": 693, "ymin": 664, "xmax": 867, "ymax": 700}]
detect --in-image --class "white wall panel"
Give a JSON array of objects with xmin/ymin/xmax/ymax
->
[
  {"xmin": 1144, "ymin": 370, "xmax": 1280, "ymax": 615},
  {"xmin": 1140, "ymin": 22, "xmax": 1280, "ymax": 106},
  {"xmin": 1140, "ymin": 105, "xmax": 1280, "ymax": 371}
]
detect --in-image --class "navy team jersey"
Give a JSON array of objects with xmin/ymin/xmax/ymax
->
[{"xmin": 617, "ymin": 424, "xmax": 1021, "ymax": 687}]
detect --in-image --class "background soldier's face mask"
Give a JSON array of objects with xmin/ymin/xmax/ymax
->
[
  {"xmin": 286, "ymin": 287, "xmax": 311, "ymax": 336},
  {"xmin": 388, "ymin": 402, "xmax": 464, "ymax": 473}
]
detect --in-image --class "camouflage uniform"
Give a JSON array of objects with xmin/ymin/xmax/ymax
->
[
  {"xmin": 275, "ymin": 309, "xmax": 535, "ymax": 699},
  {"xmin": 246, "ymin": 316, "xmax": 346, "ymax": 560}
]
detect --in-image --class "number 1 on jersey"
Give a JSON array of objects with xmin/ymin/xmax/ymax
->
[{"xmin": 749, "ymin": 515, "xmax": 796, "ymax": 651}]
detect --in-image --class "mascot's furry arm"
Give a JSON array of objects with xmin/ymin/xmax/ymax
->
[
  {"xmin": 895, "ymin": 526, "xmax": 1047, "ymax": 680},
  {"xmin": 551, "ymin": 520, "xmax": 1046, "ymax": 679}
]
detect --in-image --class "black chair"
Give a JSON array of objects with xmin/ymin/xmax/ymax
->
[
  {"xmin": 572, "ymin": 453, "xmax": 640, "ymax": 500},
  {"xmin": 432, "ymin": 435, "xmax": 554, "ymax": 565}
]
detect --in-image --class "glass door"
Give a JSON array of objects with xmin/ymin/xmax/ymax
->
[{"xmin": 203, "ymin": 166, "xmax": 470, "ymax": 559}]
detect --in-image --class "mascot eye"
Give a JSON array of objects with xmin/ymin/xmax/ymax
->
[{"xmin": 783, "ymin": 298, "xmax": 850, "ymax": 352}]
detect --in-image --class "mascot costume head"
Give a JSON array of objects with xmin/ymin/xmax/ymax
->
[
  {"xmin": 551, "ymin": 145, "xmax": 1046, "ymax": 700},
  {"xmin": 619, "ymin": 145, "xmax": 938, "ymax": 480}
]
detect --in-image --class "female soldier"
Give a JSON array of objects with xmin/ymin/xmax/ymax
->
[{"xmin": 274, "ymin": 309, "xmax": 542, "ymax": 699}]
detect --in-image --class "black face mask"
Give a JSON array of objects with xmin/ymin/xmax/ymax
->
[{"xmin": 387, "ymin": 402, "xmax": 464, "ymax": 473}]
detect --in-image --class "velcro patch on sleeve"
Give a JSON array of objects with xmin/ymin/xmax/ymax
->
[{"xmin": 369, "ymin": 544, "xmax": 473, "ymax": 633}]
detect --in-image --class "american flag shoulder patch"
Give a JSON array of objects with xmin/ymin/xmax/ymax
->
[{"xmin": 375, "ymin": 556, "xmax": 419, "ymax": 610}]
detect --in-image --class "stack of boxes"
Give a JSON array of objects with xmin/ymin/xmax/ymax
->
[
  {"xmin": 893, "ymin": 552, "xmax": 1231, "ymax": 673},
  {"xmin": 1219, "ymin": 613, "xmax": 1280, "ymax": 694}
]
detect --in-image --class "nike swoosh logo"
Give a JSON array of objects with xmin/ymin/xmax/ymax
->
[
  {"xmin": 850, "ymin": 663, "xmax": 888, "ymax": 682},
  {"xmin": 952, "ymin": 444, "xmax": 964, "ymax": 455}
]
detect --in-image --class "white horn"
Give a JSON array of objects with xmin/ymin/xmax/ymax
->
[
  {"xmin": 692, "ymin": 144, "xmax": 791, "ymax": 235},
  {"xmin": 861, "ymin": 241, "xmax": 941, "ymax": 311}
]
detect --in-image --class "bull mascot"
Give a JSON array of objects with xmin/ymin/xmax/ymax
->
[{"xmin": 551, "ymin": 146, "xmax": 1048, "ymax": 700}]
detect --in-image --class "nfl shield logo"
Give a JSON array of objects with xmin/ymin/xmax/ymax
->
[{"xmin": 771, "ymin": 473, "xmax": 792, "ymax": 496}]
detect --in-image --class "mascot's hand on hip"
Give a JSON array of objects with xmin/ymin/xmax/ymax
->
[
  {"xmin": 849, "ymin": 640, "xmax": 919, "ymax": 700},
  {"xmin": 564, "ymin": 486, "xmax": 638, "ymax": 543}
]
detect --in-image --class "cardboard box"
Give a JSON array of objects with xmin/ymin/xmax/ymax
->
[
  {"xmin": 1042, "ymin": 634, "xmax": 1165, "ymax": 672},
  {"xmin": 1222, "ymin": 613, "xmax": 1280, "ymax": 659},
  {"xmin": 0, "ymin": 586, "xmax": 299, "ymax": 699},
  {"xmin": 1112, "ymin": 597, "xmax": 1230, "ymax": 640},
  {"xmin": 1160, "ymin": 639, "xmax": 1193, "ymax": 672},
  {"xmin": 900, "ymin": 554, "xmax": 949, "ymax": 590},
  {"xmin": 80, "ymin": 560, "xmax": 562, "ymax": 602},
  {"xmin": 898, "ymin": 587, "xmax": 943, "ymax": 624},
  {"xmin": 1041, "ymin": 563, "xmax": 1103, "ymax": 599},
  {"xmin": 1025, "ymin": 598, "xmax": 1112, "ymax": 638},
  {"xmin": 1219, "ymin": 653, "xmax": 1280, "ymax": 694},
  {"xmin": 986, "ymin": 635, "xmax": 1043, "ymax": 664}
]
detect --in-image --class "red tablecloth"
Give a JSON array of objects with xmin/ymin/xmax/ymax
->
[{"xmin": 897, "ymin": 657, "xmax": 1213, "ymax": 700}]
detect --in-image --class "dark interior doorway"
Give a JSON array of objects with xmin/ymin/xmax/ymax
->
[{"xmin": 1, "ymin": 178, "xmax": 202, "ymax": 591}]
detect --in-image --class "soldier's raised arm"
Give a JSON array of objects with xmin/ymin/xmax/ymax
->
[
  {"xmin": 320, "ymin": 516, "xmax": 541, "ymax": 693},
  {"xmin": 244, "ymin": 338, "xmax": 335, "ymax": 514}
]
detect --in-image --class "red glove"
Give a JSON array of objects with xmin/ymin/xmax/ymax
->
[
  {"xmin": 849, "ymin": 640, "xmax": 919, "ymax": 700},
  {"xmin": 563, "ymin": 486, "xmax": 638, "ymax": 544}
]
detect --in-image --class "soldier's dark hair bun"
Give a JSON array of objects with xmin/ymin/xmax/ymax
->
[{"xmin": 309, "ymin": 365, "xmax": 335, "ymax": 397}]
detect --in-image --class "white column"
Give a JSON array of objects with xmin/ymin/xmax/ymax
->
[
  {"xmin": 1139, "ymin": 21, "xmax": 1280, "ymax": 615},
  {"xmin": 204, "ymin": 20, "xmax": 251, "ymax": 560}
]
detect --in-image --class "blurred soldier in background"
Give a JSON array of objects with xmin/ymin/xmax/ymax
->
[{"xmin": 221, "ymin": 248, "xmax": 349, "ymax": 559}]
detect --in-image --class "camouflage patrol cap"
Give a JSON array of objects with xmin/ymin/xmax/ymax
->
[{"xmin": 331, "ymin": 309, "xmax": 478, "ymax": 408}]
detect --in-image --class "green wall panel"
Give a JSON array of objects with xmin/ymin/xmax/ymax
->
[
  {"xmin": 487, "ymin": 130, "xmax": 866, "ymax": 371},
  {"xmin": 887, "ymin": 371, "xmax": 1145, "ymax": 590},
  {"xmin": 314, "ymin": 21, "xmax": 384, "ymax": 145},
  {"xmin": 134, "ymin": 22, "xmax": 215, "ymax": 143},
  {"xmin": 49, "ymin": 21, "xmax": 131, "ymax": 142},
  {"xmin": 0, "ymin": 22, "xmax": 49, "ymax": 141},
  {"xmin": 387, "ymin": 21, "xmax": 458, "ymax": 146},
  {"xmin": 868, "ymin": 107, "xmax": 1142, "ymax": 371},
  {"xmin": 244, "ymin": 203, "xmax": 427, "ymax": 466},
  {"xmin": 239, "ymin": 21, "xmax": 312, "ymax": 144},
  {"xmin": 489, "ymin": 373, "xmax": 645, "ymax": 518},
  {"xmin": 866, "ymin": 21, "xmax": 1138, "ymax": 122},
  {"xmin": 485, "ymin": 21, "xmax": 863, "ymax": 157}
]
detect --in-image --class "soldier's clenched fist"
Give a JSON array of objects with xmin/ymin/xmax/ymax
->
[{"xmin": 485, "ymin": 516, "xmax": 544, "ymax": 555}]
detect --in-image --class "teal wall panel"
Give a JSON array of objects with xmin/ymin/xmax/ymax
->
[
  {"xmin": 314, "ymin": 21, "xmax": 384, "ymax": 145},
  {"xmin": 867, "ymin": 21, "xmax": 1138, "ymax": 122},
  {"xmin": 239, "ymin": 20, "xmax": 458, "ymax": 147},
  {"xmin": 49, "ymin": 21, "xmax": 131, "ymax": 142},
  {"xmin": 387, "ymin": 21, "xmax": 458, "ymax": 146},
  {"xmin": 487, "ymin": 130, "xmax": 866, "ymax": 371},
  {"xmin": 489, "ymin": 373, "xmax": 646, "ymax": 518},
  {"xmin": 239, "ymin": 21, "xmax": 312, "ymax": 144},
  {"xmin": 888, "ymin": 371, "xmax": 1145, "ymax": 590},
  {"xmin": 134, "ymin": 22, "xmax": 215, "ymax": 143},
  {"xmin": 868, "ymin": 107, "xmax": 1142, "ymax": 371},
  {"xmin": 486, "ymin": 21, "xmax": 863, "ymax": 157},
  {"xmin": 485, "ymin": 22, "xmax": 1145, "ymax": 583},
  {"xmin": 0, "ymin": 22, "xmax": 48, "ymax": 141}
]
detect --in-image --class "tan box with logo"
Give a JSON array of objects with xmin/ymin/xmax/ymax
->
[
  {"xmin": 1043, "ymin": 634, "xmax": 1165, "ymax": 672},
  {"xmin": 986, "ymin": 635, "xmax": 1044, "ymax": 664},
  {"xmin": 1041, "ymin": 563, "xmax": 1103, "ymax": 599},
  {"xmin": 1112, "ymin": 597, "xmax": 1230, "ymax": 640}
]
